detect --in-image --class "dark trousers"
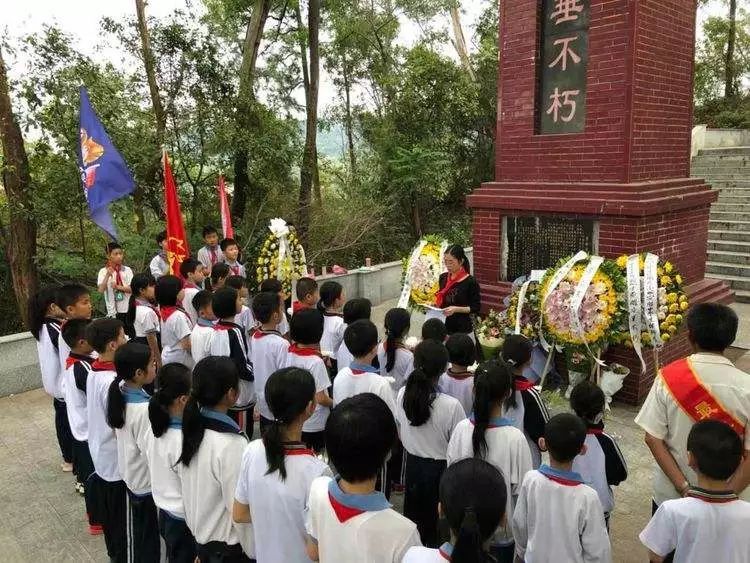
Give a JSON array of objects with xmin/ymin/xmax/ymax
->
[
  {"xmin": 72, "ymin": 439, "xmax": 99, "ymax": 525},
  {"xmin": 197, "ymin": 541, "xmax": 254, "ymax": 563},
  {"xmin": 159, "ymin": 509, "xmax": 197, "ymax": 563},
  {"xmin": 652, "ymin": 501, "xmax": 675, "ymax": 563},
  {"xmin": 489, "ymin": 543, "xmax": 515, "ymax": 563},
  {"xmin": 128, "ymin": 490, "xmax": 160, "ymax": 562},
  {"xmin": 92, "ymin": 475, "xmax": 127, "ymax": 561},
  {"xmin": 404, "ymin": 453, "xmax": 447, "ymax": 548},
  {"xmin": 302, "ymin": 430, "xmax": 326, "ymax": 454},
  {"xmin": 117, "ymin": 312, "xmax": 134, "ymax": 339},
  {"xmin": 229, "ymin": 404, "xmax": 255, "ymax": 438},
  {"xmin": 259, "ymin": 415, "xmax": 274, "ymax": 436},
  {"xmin": 53, "ymin": 398, "xmax": 73, "ymax": 463}
]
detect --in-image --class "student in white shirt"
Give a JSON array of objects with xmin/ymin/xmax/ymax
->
[
  {"xmin": 180, "ymin": 258, "xmax": 207, "ymax": 324},
  {"xmin": 512, "ymin": 413, "xmax": 611, "ymax": 563},
  {"xmin": 190, "ymin": 290, "xmax": 216, "ymax": 365},
  {"xmin": 305, "ymin": 393, "xmax": 421, "ymax": 562},
  {"xmin": 318, "ymin": 281, "xmax": 346, "ymax": 372},
  {"xmin": 197, "ymin": 225, "xmax": 224, "ymax": 274},
  {"xmin": 447, "ymin": 359, "xmax": 533, "ymax": 562},
  {"xmin": 249, "ymin": 291, "xmax": 290, "ymax": 433},
  {"xmin": 157, "ymin": 275, "xmax": 194, "ymax": 369},
  {"xmin": 421, "ymin": 318, "xmax": 447, "ymax": 344},
  {"xmin": 403, "ymin": 458, "xmax": 508, "ymax": 563},
  {"xmin": 286, "ymin": 309, "xmax": 332, "ymax": 453},
  {"xmin": 640, "ymin": 420, "xmax": 750, "ymax": 563},
  {"xmin": 107, "ymin": 342, "xmax": 159, "ymax": 561},
  {"xmin": 233, "ymin": 367, "xmax": 331, "ymax": 562},
  {"xmin": 147, "ymin": 363, "xmax": 196, "ymax": 562},
  {"xmin": 259, "ymin": 278, "xmax": 290, "ymax": 336},
  {"xmin": 226, "ymin": 275, "xmax": 255, "ymax": 334},
  {"xmin": 210, "ymin": 262, "xmax": 231, "ymax": 291},
  {"xmin": 336, "ymin": 298, "xmax": 372, "ymax": 371},
  {"xmin": 178, "ymin": 357, "xmax": 251, "ymax": 562},
  {"xmin": 97, "ymin": 242, "xmax": 134, "ymax": 328},
  {"xmin": 150, "ymin": 230, "xmax": 170, "ymax": 280},
  {"xmin": 126, "ymin": 273, "xmax": 161, "ymax": 369},
  {"xmin": 221, "ymin": 238, "xmax": 247, "ymax": 278},
  {"xmin": 378, "ymin": 307, "xmax": 414, "ymax": 391},
  {"xmin": 397, "ymin": 340, "xmax": 465, "ymax": 547},
  {"xmin": 439, "ymin": 334, "xmax": 476, "ymax": 416},
  {"xmin": 85, "ymin": 318, "xmax": 129, "ymax": 561}
]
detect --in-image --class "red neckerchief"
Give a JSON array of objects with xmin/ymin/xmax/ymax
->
[
  {"xmin": 252, "ymin": 328, "xmax": 282, "ymax": 340},
  {"xmin": 227, "ymin": 262, "xmax": 241, "ymax": 276},
  {"xmin": 214, "ymin": 320, "xmax": 238, "ymax": 331},
  {"xmin": 289, "ymin": 343, "xmax": 322, "ymax": 358},
  {"xmin": 283, "ymin": 442, "xmax": 315, "ymax": 456},
  {"xmin": 184, "ymin": 281, "xmax": 198, "ymax": 290},
  {"xmin": 92, "ymin": 359, "xmax": 115, "ymax": 371},
  {"xmin": 435, "ymin": 269, "xmax": 469, "ymax": 308},
  {"xmin": 447, "ymin": 368, "xmax": 473, "ymax": 381},
  {"xmin": 66, "ymin": 353, "xmax": 94, "ymax": 369},
  {"xmin": 514, "ymin": 377, "xmax": 535, "ymax": 391},
  {"xmin": 324, "ymin": 311, "xmax": 343, "ymax": 318},
  {"xmin": 160, "ymin": 306, "xmax": 186, "ymax": 322},
  {"xmin": 208, "ymin": 246, "xmax": 218, "ymax": 265},
  {"xmin": 136, "ymin": 298, "xmax": 159, "ymax": 316},
  {"xmin": 687, "ymin": 487, "xmax": 739, "ymax": 504},
  {"xmin": 107, "ymin": 262, "xmax": 123, "ymax": 286},
  {"xmin": 292, "ymin": 301, "xmax": 310, "ymax": 314},
  {"xmin": 328, "ymin": 493, "xmax": 364, "ymax": 523},
  {"xmin": 586, "ymin": 422, "xmax": 605, "ymax": 435}
]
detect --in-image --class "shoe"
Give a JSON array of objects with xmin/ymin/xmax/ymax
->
[
  {"xmin": 75, "ymin": 482, "xmax": 85, "ymax": 495},
  {"xmin": 88, "ymin": 524, "xmax": 104, "ymax": 536},
  {"xmin": 61, "ymin": 461, "xmax": 74, "ymax": 473}
]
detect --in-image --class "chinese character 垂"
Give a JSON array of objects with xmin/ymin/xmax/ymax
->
[{"xmin": 550, "ymin": 0, "xmax": 584, "ymax": 25}]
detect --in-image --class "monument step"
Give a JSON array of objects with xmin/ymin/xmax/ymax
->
[
  {"xmin": 692, "ymin": 163, "xmax": 750, "ymax": 172},
  {"xmin": 710, "ymin": 211, "xmax": 750, "ymax": 221},
  {"xmin": 717, "ymin": 195, "xmax": 750, "ymax": 204},
  {"xmin": 712, "ymin": 203, "xmax": 750, "ymax": 213},
  {"xmin": 733, "ymin": 290, "xmax": 750, "ymax": 304},
  {"xmin": 707, "ymin": 239, "xmax": 750, "ymax": 253},
  {"xmin": 705, "ymin": 261, "xmax": 750, "ymax": 277},
  {"xmin": 712, "ymin": 180, "xmax": 750, "ymax": 189},
  {"xmin": 708, "ymin": 229, "xmax": 750, "ymax": 243},
  {"xmin": 692, "ymin": 174, "xmax": 750, "ymax": 182},
  {"xmin": 707, "ymin": 250, "xmax": 750, "ymax": 265},
  {"xmin": 694, "ymin": 152, "xmax": 750, "ymax": 161},
  {"xmin": 705, "ymin": 272, "xmax": 750, "ymax": 293},
  {"xmin": 708, "ymin": 220, "xmax": 750, "ymax": 232},
  {"xmin": 715, "ymin": 188, "xmax": 750, "ymax": 197},
  {"xmin": 697, "ymin": 147, "xmax": 750, "ymax": 157}
]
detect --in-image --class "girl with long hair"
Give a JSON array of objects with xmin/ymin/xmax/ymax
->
[{"xmin": 377, "ymin": 307, "xmax": 414, "ymax": 391}]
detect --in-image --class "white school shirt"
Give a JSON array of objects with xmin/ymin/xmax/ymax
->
[
  {"xmin": 505, "ymin": 380, "xmax": 550, "ymax": 469},
  {"xmin": 150, "ymin": 253, "xmax": 169, "ymax": 279},
  {"xmin": 377, "ymin": 343, "xmax": 414, "ymax": 391},
  {"xmin": 396, "ymin": 387, "xmax": 465, "ymax": 460},
  {"xmin": 224, "ymin": 260, "xmax": 246, "ymax": 278},
  {"xmin": 402, "ymin": 544, "xmax": 455, "ymax": 562},
  {"xmin": 336, "ymin": 343, "xmax": 354, "ymax": 371},
  {"xmin": 37, "ymin": 319, "xmax": 64, "ymax": 399},
  {"xmin": 639, "ymin": 491, "xmax": 750, "ymax": 563},
  {"xmin": 447, "ymin": 416, "xmax": 533, "ymax": 545},
  {"xmin": 87, "ymin": 363, "xmax": 121, "ymax": 482},
  {"xmin": 236, "ymin": 305, "xmax": 255, "ymax": 334},
  {"xmin": 115, "ymin": 386, "xmax": 153, "ymax": 495},
  {"xmin": 97, "ymin": 265, "xmax": 134, "ymax": 317},
  {"xmin": 635, "ymin": 353, "xmax": 750, "ymax": 505},
  {"xmin": 211, "ymin": 321, "xmax": 255, "ymax": 408},
  {"xmin": 235, "ymin": 440, "xmax": 331, "ymax": 563},
  {"xmin": 161, "ymin": 308, "xmax": 194, "ymax": 369},
  {"xmin": 191, "ymin": 320, "xmax": 215, "ymax": 365},
  {"xmin": 277, "ymin": 310, "xmax": 290, "ymax": 336},
  {"xmin": 198, "ymin": 245, "xmax": 224, "ymax": 271},
  {"xmin": 572, "ymin": 429, "xmax": 628, "ymax": 515},
  {"xmin": 182, "ymin": 285, "xmax": 201, "ymax": 324},
  {"xmin": 321, "ymin": 313, "xmax": 345, "ymax": 358},
  {"xmin": 147, "ymin": 420, "xmax": 185, "ymax": 519},
  {"xmin": 249, "ymin": 330, "xmax": 289, "ymax": 420},
  {"xmin": 133, "ymin": 302, "xmax": 160, "ymax": 339},
  {"xmin": 512, "ymin": 466, "xmax": 611, "ymax": 563},
  {"xmin": 438, "ymin": 369, "xmax": 474, "ymax": 416},
  {"xmin": 333, "ymin": 364, "xmax": 397, "ymax": 416},
  {"xmin": 285, "ymin": 349, "xmax": 331, "ymax": 433},
  {"xmin": 63, "ymin": 354, "xmax": 94, "ymax": 441},
  {"xmin": 306, "ymin": 476, "xmax": 421, "ymax": 563}
]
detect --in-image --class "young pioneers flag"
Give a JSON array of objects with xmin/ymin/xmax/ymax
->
[
  {"xmin": 163, "ymin": 150, "xmax": 190, "ymax": 277},
  {"xmin": 217, "ymin": 175, "xmax": 234, "ymax": 239},
  {"xmin": 77, "ymin": 86, "xmax": 135, "ymax": 239}
]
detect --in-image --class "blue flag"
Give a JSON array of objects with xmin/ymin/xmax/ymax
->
[{"xmin": 77, "ymin": 86, "xmax": 135, "ymax": 240}]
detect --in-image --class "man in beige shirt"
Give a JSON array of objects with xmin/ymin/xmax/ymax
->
[{"xmin": 635, "ymin": 303, "xmax": 750, "ymax": 513}]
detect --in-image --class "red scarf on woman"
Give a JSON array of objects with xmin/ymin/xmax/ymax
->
[{"xmin": 435, "ymin": 269, "xmax": 469, "ymax": 308}]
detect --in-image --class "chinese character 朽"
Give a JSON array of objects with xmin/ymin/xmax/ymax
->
[
  {"xmin": 546, "ymin": 88, "xmax": 580, "ymax": 123},
  {"xmin": 550, "ymin": 0, "xmax": 584, "ymax": 25},
  {"xmin": 549, "ymin": 36, "xmax": 581, "ymax": 71}
]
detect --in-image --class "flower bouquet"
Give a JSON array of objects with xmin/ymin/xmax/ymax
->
[
  {"xmin": 255, "ymin": 218, "xmax": 307, "ymax": 296},
  {"xmin": 476, "ymin": 309, "xmax": 507, "ymax": 360},
  {"xmin": 505, "ymin": 281, "xmax": 541, "ymax": 341},
  {"xmin": 400, "ymin": 235, "xmax": 448, "ymax": 312}
]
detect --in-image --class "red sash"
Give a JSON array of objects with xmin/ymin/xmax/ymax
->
[
  {"xmin": 435, "ymin": 270, "xmax": 469, "ymax": 308},
  {"xmin": 661, "ymin": 358, "xmax": 744, "ymax": 435}
]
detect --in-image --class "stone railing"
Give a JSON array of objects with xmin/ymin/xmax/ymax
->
[{"xmin": 692, "ymin": 124, "xmax": 750, "ymax": 156}]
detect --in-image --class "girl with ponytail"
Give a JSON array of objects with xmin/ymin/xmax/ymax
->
[
  {"xmin": 396, "ymin": 340, "xmax": 465, "ymax": 548},
  {"xmin": 147, "ymin": 363, "xmax": 196, "ymax": 562},
  {"xmin": 177, "ymin": 356, "xmax": 251, "ymax": 561},
  {"xmin": 377, "ymin": 307, "xmax": 414, "ymax": 390},
  {"xmin": 446, "ymin": 360, "xmax": 533, "ymax": 563},
  {"xmin": 232, "ymin": 367, "xmax": 332, "ymax": 563},
  {"xmin": 318, "ymin": 281, "xmax": 346, "ymax": 375},
  {"xmin": 127, "ymin": 273, "xmax": 161, "ymax": 370}
]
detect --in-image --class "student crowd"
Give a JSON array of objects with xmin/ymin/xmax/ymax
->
[{"xmin": 29, "ymin": 227, "xmax": 750, "ymax": 563}]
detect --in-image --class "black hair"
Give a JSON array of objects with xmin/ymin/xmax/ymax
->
[
  {"xmin": 687, "ymin": 303, "xmax": 738, "ymax": 352},
  {"xmin": 220, "ymin": 237, "xmax": 239, "ymax": 252},
  {"xmin": 472, "ymin": 360, "xmax": 513, "ymax": 458},
  {"xmin": 180, "ymin": 356, "xmax": 239, "ymax": 466},
  {"xmin": 28, "ymin": 285, "xmax": 60, "ymax": 339},
  {"xmin": 440, "ymin": 459, "xmax": 508, "ymax": 563},
  {"xmin": 343, "ymin": 298, "xmax": 372, "ymax": 325},
  {"xmin": 155, "ymin": 275, "xmax": 183, "ymax": 307},
  {"xmin": 384, "ymin": 307, "xmax": 411, "ymax": 372},
  {"xmin": 179, "ymin": 258, "xmax": 201, "ymax": 278},
  {"xmin": 446, "ymin": 334, "xmax": 476, "ymax": 368},
  {"xmin": 126, "ymin": 273, "xmax": 156, "ymax": 330},
  {"xmin": 263, "ymin": 367, "xmax": 316, "ymax": 480},
  {"xmin": 211, "ymin": 263, "xmax": 231, "ymax": 285},
  {"xmin": 570, "ymin": 381, "xmax": 605, "ymax": 424},
  {"xmin": 202, "ymin": 225, "xmax": 218, "ymax": 238},
  {"xmin": 225, "ymin": 275, "xmax": 246, "ymax": 292},
  {"xmin": 106, "ymin": 242, "xmax": 122, "ymax": 254},
  {"xmin": 260, "ymin": 278, "xmax": 283, "ymax": 294},
  {"xmin": 61, "ymin": 318, "xmax": 91, "ymax": 350},
  {"xmin": 56, "ymin": 283, "xmax": 90, "ymax": 313},
  {"xmin": 107, "ymin": 342, "xmax": 152, "ymax": 429},
  {"xmin": 296, "ymin": 277, "xmax": 318, "ymax": 302},
  {"xmin": 545, "ymin": 413, "xmax": 586, "ymax": 463},
  {"xmin": 252, "ymin": 291, "xmax": 281, "ymax": 324},
  {"xmin": 192, "ymin": 290, "xmax": 213, "ymax": 314},
  {"xmin": 156, "ymin": 230, "xmax": 167, "ymax": 245},
  {"xmin": 85, "ymin": 318, "xmax": 124, "ymax": 354},
  {"xmin": 317, "ymin": 280, "xmax": 343, "ymax": 312},
  {"xmin": 290, "ymin": 308, "xmax": 324, "ymax": 345},
  {"xmin": 344, "ymin": 320, "xmax": 379, "ymax": 358},
  {"xmin": 446, "ymin": 244, "xmax": 471, "ymax": 274},
  {"xmin": 325, "ymin": 393, "xmax": 397, "ymax": 482},
  {"xmin": 212, "ymin": 287, "xmax": 239, "ymax": 319},
  {"xmin": 687, "ymin": 420, "xmax": 743, "ymax": 481},
  {"xmin": 421, "ymin": 318, "xmax": 447, "ymax": 342},
  {"xmin": 502, "ymin": 334, "xmax": 533, "ymax": 409},
  {"xmin": 403, "ymin": 340, "xmax": 449, "ymax": 426},
  {"xmin": 149, "ymin": 363, "xmax": 192, "ymax": 438}
]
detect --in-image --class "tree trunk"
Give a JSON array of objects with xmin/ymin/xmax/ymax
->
[
  {"xmin": 0, "ymin": 47, "xmax": 38, "ymax": 327},
  {"xmin": 724, "ymin": 0, "xmax": 737, "ymax": 98},
  {"xmin": 411, "ymin": 195, "xmax": 423, "ymax": 238},
  {"xmin": 450, "ymin": 5, "xmax": 475, "ymax": 81},
  {"xmin": 342, "ymin": 59, "xmax": 357, "ymax": 178}
]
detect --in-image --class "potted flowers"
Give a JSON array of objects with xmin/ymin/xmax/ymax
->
[{"xmin": 476, "ymin": 310, "xmax": 506, "ymax": 360}]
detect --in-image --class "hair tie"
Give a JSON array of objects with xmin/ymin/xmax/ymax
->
[{"xmin": 505, "ymin": 357, "xmax": 516, "ymax": 366}]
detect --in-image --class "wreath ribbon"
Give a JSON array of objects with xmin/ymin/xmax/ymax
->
[
  {"xmin": 398, "ymin": 240, "xmax": 428, "ymax": 309},
  {"xmin": 626, "ymin": 254, "xmax": 646, "ymax": 373},
  {"xmin": 644, "ymin": 253, "xmax": 663, "ymax": 349}
]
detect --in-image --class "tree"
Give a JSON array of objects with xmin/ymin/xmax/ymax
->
[
  {"xmin": 0, "ymin": 46, "xmax": 39, "ymax": 326},
  {"xmin": 725, "ymin": 0, "xmax": 738, "ymax": 98}
]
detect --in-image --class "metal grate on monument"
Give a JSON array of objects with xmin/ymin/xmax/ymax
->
[{"xmin": 505, "ymin": 215, "xmax": 595, "ymax": 281}]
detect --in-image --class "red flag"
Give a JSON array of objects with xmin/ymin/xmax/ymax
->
[
  {"xmin": 217, "ymin": 175, "xmax": 234, "ymax": 239},
  {"xmin": 163, "ymin": 150, "xmax": 190, "ymax": 277}
]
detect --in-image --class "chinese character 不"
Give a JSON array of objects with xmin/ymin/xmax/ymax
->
[
  {"xmin": 550, "ymin": 0, "xmax": 584, "ymax": 25},
  {"xmin": 549, "ymin": 36, "xmax": 581, "ymax": 71},
  {"xmin": 546, "ymin": 88, "xmax": 580, "ymax": 123},
  {"xmin": 695, "ymin": 401, "xmax": 718, "ymax": 420}
]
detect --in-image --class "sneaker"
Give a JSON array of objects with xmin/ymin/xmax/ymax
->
[
  {"xmin": 61, "ymin": 461, "xmax": 74, "ymax": 473},
  {"xmin": 88, "ymin": 524, "xmax": 103, "ymax": 536},
  {"xmin": 75, "ymin": 482, "xmax": 85, "ymax": 495}
]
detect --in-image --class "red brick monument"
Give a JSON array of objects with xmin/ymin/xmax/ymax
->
[{"xmin": 467, "ymin": 0, "xmax": 732, "ymax": 403}]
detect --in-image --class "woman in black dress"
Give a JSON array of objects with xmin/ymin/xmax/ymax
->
[{"xmin": 435, "ymin": 245, "xmax": 481, "ymax": 337}]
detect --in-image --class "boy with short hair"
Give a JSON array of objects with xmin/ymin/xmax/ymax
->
[
  {"xmin": 149, "ymin": 230, "xmax": 170, "ymax": 279},
  {"xmin": 190, "ymin": 290, "xmax": 215, "ymax": 364},
  {"xmin": 197, "ymin": 225, "xmax": 224, "ymax": 273},
  {"xmin": 332, "ymin": 320, "xmax": 396, "ymax": 415},
  {"xmin": 221, "ymin": 238, "xmax": 246, "ymax": 278},
  {"xmin": 421, "ymin": 318, "xmax": 447, "ymax": 343},
  {"xmin": 225, "ymin": 275, "xmax": 255, "ymax": 334},
  {"xmin": 640, "ymin": 420, "xmax": 750, "ymax": 562},
  {"xmin": 306, "ymin": 393, "xmax": 421, "ymax": 562},
  {"xmin": 512, "ymin": 413, "xmax": 611, "ymax": 563},
  {"xmin": 97, "ymin": 242, "xmax": 133, "ymax": 324},
  {"xmin": 179, "ymin": 258, "xmax": 206, "ymax": 324},
  {"xmin": 250, "ymin": 291, "xmax": 290, "ymax": 432},
  {"xmin": 335, "ymin": 298, "xmax": 372, "ymax": 371},
  {"xmin": 439, "ymin": 333, "xmax": 476, "ymax": 416},
  {"xmin": 293, "ymin": 277, "xmax": 319, "ymax": 314},
  {"xmin": 260, "ymin": 278, "xmax": 289, "ymax": 336},
  {"xmin": 56, "ymin": 283, "xmax": 94, "ymax": 376}
]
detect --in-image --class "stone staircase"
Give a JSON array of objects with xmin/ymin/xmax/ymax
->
[{"xmin": 694, "ymin": 147, "xmax": 750, "ymax": 302}]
